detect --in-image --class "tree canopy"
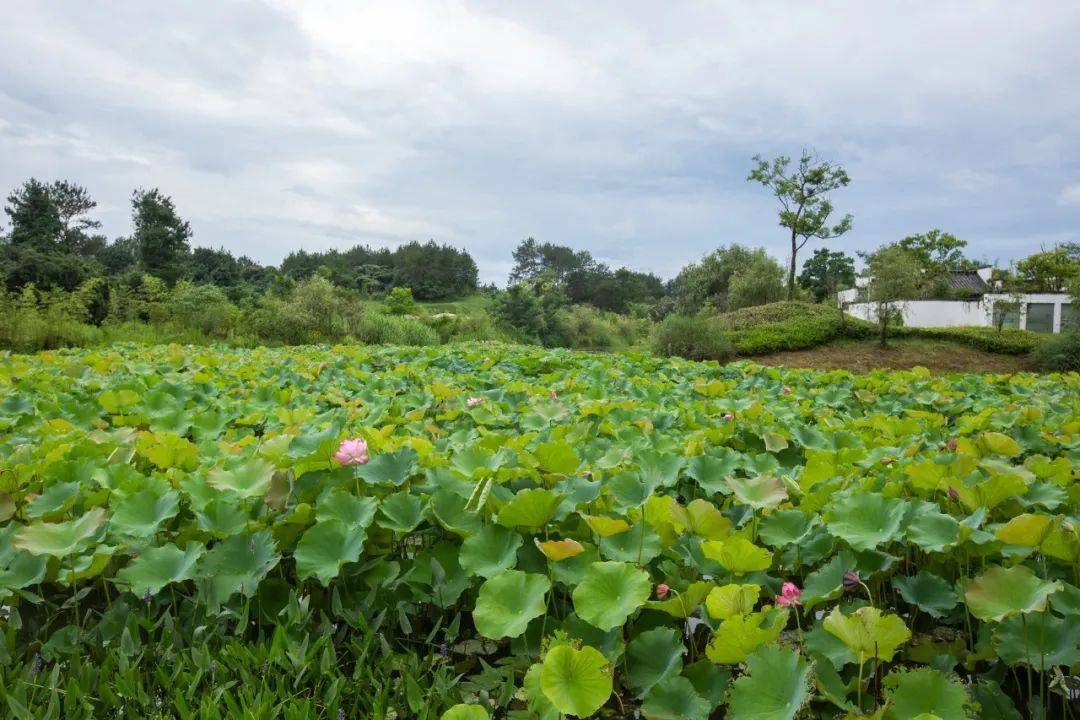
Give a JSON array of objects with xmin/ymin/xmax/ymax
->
[{"xmin": 748, "ymin": 151, "xmax": 853, "ymax": 300}]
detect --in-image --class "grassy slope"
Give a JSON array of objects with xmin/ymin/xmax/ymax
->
[{"xmin": 753, "ymin": 337, "xmax": 1035, "ymax": 373}]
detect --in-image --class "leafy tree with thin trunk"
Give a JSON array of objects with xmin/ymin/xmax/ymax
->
[
  {"xmin": 748, "ymin": 151, "xmax": 853, "ymax": 300},
  {"xmin": 864, "ymin": 244, "xmax": 922, "ymax": 348}
]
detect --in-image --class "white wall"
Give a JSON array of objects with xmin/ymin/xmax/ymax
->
[{"xmin": 842, "ymin": 293, "xmax": 1072, "ymax": 333}]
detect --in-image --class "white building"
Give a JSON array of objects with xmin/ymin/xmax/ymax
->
[{"xmin": 838, "ymin": 268, "xmax": 1074, "ymax": 334}]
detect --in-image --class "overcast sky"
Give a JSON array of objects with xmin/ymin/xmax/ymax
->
[{"xmin": 2, "ymin": 2, "xmax": 1079, "ymax": 283}]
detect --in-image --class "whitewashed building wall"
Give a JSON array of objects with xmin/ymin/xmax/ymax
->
[{"xmin": 839, "ymin": 292, "xmax": 1073, "ymax": 333}]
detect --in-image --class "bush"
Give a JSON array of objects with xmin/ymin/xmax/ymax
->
[
  {"xmin": 894, "ymin": 326, "xmax": 1043, "ymax": 355},
  {"xmin": 384, "ymin": 286, "xmax": 417, "ymax": 315},
  {"xmin": 652, "ymin": 314, "xmax": 734, "ymax": 361},
  {"xmin": 425, "ymin": 312, "xmax": 506, "ymax": 343},
  {"xmin": 247, "ymin": 276, "xmax": 365, "ymax": 344},
  {"xmin": 707, "ymin": 301, "xmax": 873, "ymax": 355},
  {"xmin": 167, "ymin": 282, "xmax": 241, "ymax": 338},
  {"xmin": 1030, "ymin": 329, "xmax": 1080, "ymax": 371}
]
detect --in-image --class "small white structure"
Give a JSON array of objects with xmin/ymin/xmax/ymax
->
[{"xmin": 838, "ymin": 269, "xmax": 1074, "ymax": 334}]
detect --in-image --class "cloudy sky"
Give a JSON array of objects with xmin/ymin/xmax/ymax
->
[{"xmin": 2, "ymin": 1, "xmax": 1078, "ymax": 283}]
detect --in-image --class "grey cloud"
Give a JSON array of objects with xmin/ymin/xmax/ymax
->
[{"xmin": 1, "ymin": 1, "xmax": 1078, "ymax": 283}]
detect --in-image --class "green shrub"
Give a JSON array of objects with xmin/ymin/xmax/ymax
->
[
  {"xmin": 167, "ymin": 281, "xmax": 241, "ymax": 338},
  {"xmin": 1030, "ymin": 329, "xmax": 1080, "ymax": 371},
  {"xmin": 247, "ymin": 276, "xmax": 366, "ymax": 344},
  {"xmin": 708, "ymin": 301, "xmax": 873, "ymax": 355},
  {"xmin": 384, "ymin": 286, "xmax": 417, "ymax": 315},
  {"xmin": 894, "ymin": 326, "xmax": 1043, "ymax": 355},
  {"xmin": 652, "ymin": 314, "xmax": 734, "ymax": 361}
]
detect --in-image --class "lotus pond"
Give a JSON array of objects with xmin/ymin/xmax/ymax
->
[{"xmin": 0, "ymin": 343, "xmax": 1077, "ymax": 719}]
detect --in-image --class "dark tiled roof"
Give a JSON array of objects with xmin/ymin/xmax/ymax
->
[{"xmin": 947, "ymin": 270, "xmax": 988, "ymax": 295}]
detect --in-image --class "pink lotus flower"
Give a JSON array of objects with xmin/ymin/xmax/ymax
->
[
  {"xmin": 655, "ymin": 583, "xmax": 670, "ymax": 600},
  {"xmin": 723, "ymin": 412, "xmax": 735, "ymax": 421},
  {"xmin": 466, "ymin": 396, "xmax": 483, "ymax": 408},
  {"xmin": 549, "ymin": 390, "xmax": 558, "ymax": 399},
  {"xmin": 333, "ymin": 438, "xmax": 370, "ymax": 466},
  {"xmin": 777, "ymin": 582, "xmax": 801, "ymax": 607},
  {"xmin": 780, "ymin": 385, "xmax": 792, "ymax": 395}
]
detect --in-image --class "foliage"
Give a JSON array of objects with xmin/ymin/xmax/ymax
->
[
  {"xmin": 798, "ymin": 248, "xmax": 856, "ymax": 302},
  {"xmin": 0, "ymin": 343, "xmax": 1076, "ymax": 718},
  {"xmin": 1014, "ymin": 246, "xmax": 1079, "ymax": 292},
  {"xmin": 651, "ymin": 314, "xmax": 734, "ymax": 361},
  {"xmin": 1030, "ymin": 327, "xmax": 1080, "ymax": 371},
  {"xmin": 748, "ymin": 150, "xmax": 854, "ymax": 299},
  {"xmin": 671, "ymin": 244, "xmax": 786, "ymax": 313},
  {"xmin": 897, "ymin": 229, "xmax": 976, "ymax": 275},
  {"xmin": 130, "ymin": 188, "xmax": 192, "ymax": 286},
  {"xmin": 864, "ymin": 244, "xmax": 923, "ymax": 347},
  {"xmin": 384, "ymin": 286, "xmax": 418, "ymax": 315}
]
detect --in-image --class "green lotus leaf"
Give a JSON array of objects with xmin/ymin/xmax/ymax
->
[
  {"xmin": 25, "ymin": 481, "xmax": 80, "ymax": 519},
  {"xmin": 955, "ymin": 474, "xmax": 1028, "ymax": 512},
  {"xmin": 640, "ymin": 675, "xmax": 711, "ymax": 720},
  {"xmin": 758, "ymin": 509, "xmax": 816, "ymax": 548},
  {"xmin": 971, "ymin": 681, "xmax": 1022, "ymax": 720},
  {"xmin": 473, "ymin": 569, "xmax": 550, "ymax": 639},
  {"xmin": 377, "ymin": 490, "xmax": 426, "ymax": 533},
  {"xmin": 0, "ymin": 526, "xmax": 47, "ymax": 596},
  {"xmin": 609, "ymin": 471, "xmax": 660, "ymax": 509},
  {"xmin": 701, "ymin": 536, "xmax": 772, "ymax": 574},
  {"xmin": 705, "ymin": 583, "xmax": 760, "ymax": 620},
  {"xmin": 572, "ymin": 561, "xmax": 651, "ymax": 630},
  {"xmin": 497, "ymin": 488, "xmax": 564, "ymax": 529},
  {"xmin": 964, "ymin": 564, "xmax": 1062, "ymax": 621},
  {"xmin": 626, "ymin": 627, "xmax": 684, "ymax": 698},
  {"xmin": 686, "ymin": 453, "xmax": 740, "ymax": 495},
  {"xmin": 826, "ymin": 492, "xmax": 908, "ymax": 551},
  {"xmin": 883, "ymin": 667, "xmax": 970, "ymax": 720},
  {"xmin": 522, "ymin": 662, "xmax": 560, "ymax": 720},
  {"xmin": 727, "ymin": 644, "xmax": 812, "ymax": 720},
  {"xmin": 992, "ymin": 612, "xmax": 1080, "ymax": 667},
  {"xmin": 705, "ymin": 607, "xmax": 788, "ymax": 664},
  {"xmin": 193, "ymin": 498, "xmax": 248, "ymax": 537},
  {"xmin": 197, "ymin": 530, "xmax": 280, "ymax": 609},
  {"xmin": 994, "ymin": 513, "xmax": 1055, "ymax": 548},
  {"xmin": 539, "ymin": 644, "xmax": 612, "ymax": 718},
  {"xmin": 315, "ymin": 489, "xmax": 377, "ymax": 529},
  {"xmin": 99, "ymin": 388, "xmax": 140, "ymax": 414},
  {"xmin": 136, "ymin": 431, "xmax": 198, "ymax": 471},
  {"xmin": 903, "ymin": 503, "xmax": 959, "ymax": 552},
  {"xmin": 645, "ymin": 580, "xmax": 713, "ymax": 618},
  {"xmin": 893, "ymin": 572, "xmax": 959, "ymax": 618},
  {"xmin": 727, "ymin": 474, "xmax": 787, "ymax": 509},
  {"xmin": 459, "ymin": 525, "xmax": 523, "ymax": 578},
  {"xmin": 805, "ymin": 622, "xmax": 857, "ymax": 670},
  {"xmin": 535, "ymin": 537, "xmax": 585, "ymax": 561},
  {"xmin": 429, "ymin": 489, "xmax": 482, "ymax": 537},
  {"xmin": 355, "ymin": 448, "xmax": 418, "ymax": 487},
  {"xmin": 111, "ymin": 488, "xmax": 180, "ymax": 537},
  {"xmin": 207, "ymin": 457, "xmax": 276, "ymax": 499},
  {"xmin": 440, "ymin": 705, "xmax": 488, "ymax": 720},
  {"xmin": 823, "ymin": 606, "xmax": 911, "ymax": 662},
  {"xmin": 598, "ymin": 523, "xmax": 662, "ymax": 564},
  {"xmin": 980, "ymin": 431, "xmax": 1020, "ymax": 457},
  {"xmin": 681, "ymin": 660, "xmax": 730, "ymax": 709},
  {"xmin": 762, "ymin": 432, "xmax": 789, "ymax": 453},
  {"xmin": 533, "ymin": 440, "xmax": 580, "ymax": 475},
  {"xmin": 684, "ymin": 499, "xmax": 731, "ymax": 539},
  {"xmin": 294, "ymin": 519, "xmax": 366, "ymax": 586},
  {"xmin": 13, "ymin": 507, "xmax": 106, "ymax": 557},
  {"xmin": 801, "ymin": 551, "xmax": 856, "ymax": 610},
  {"xmin": 115, "ymin": 541, "xmax": 204, "ymax": 596}
]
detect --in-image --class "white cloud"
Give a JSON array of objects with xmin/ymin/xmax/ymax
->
[{"xmin": 1058, "ymin": 184, "xmax": 1080, "ymax": 206}]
